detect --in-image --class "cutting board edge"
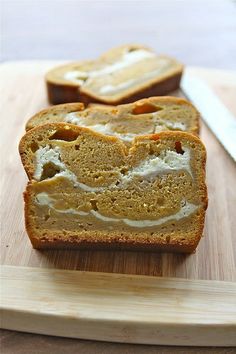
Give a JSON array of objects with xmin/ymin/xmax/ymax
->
[
  {"xmin": 2, "ymin": 264, "xmax": 236, "ymax": 286},
  {"xmin": 1, "ymin": 265, "xmax": 236, "ymax": 346}
]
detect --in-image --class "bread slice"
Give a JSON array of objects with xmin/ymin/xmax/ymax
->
[
  {"xmin": 26, "ymin": 103, "xmax": 85, "ymax": 131},
  {"xmin": 26, "ymin": 97, "xmax": 199, "ymax": 140},
  {"xmin": 46, "ymin": 44, "xmax": 184, "ymax": 105},
  {"xmin": 19, "ymin": 123, "xmax": 207, "ymax": 252}
]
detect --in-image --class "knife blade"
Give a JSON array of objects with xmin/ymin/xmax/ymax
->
[{"xmin": 181, "ymin": 72, "xmax": 236, "ymax": 162}]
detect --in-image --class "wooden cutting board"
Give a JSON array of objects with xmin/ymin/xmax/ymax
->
[{"xmin": 1, "ymin": 63, "xmax": 236, "ymax": 346}]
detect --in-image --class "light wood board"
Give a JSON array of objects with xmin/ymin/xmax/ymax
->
[
  {"xmin": 0, "ymin": 63, "xmax": 236, "ymax": 345},
  {"xmin": 2, "ymin": 266, "xmax": 236, "ymax": 346}
]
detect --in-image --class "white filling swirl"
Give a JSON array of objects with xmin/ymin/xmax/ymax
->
[
  {"xmin": 63, "ymin": 49, "xmax": 156, "ymax": 84},
  {"xmin": 65, "ymin": 113, "xmax": 138, "ymax": 142},
  {"xmin": 65, "ymin": 112, "xmax": 186, "ymax": 140},
  {"xmin": 35, "ymin": 192, "xmax": 198, "ymax": 228},
  {"xmin": 34, "ymin": 145, "xmax": 192, "ymax": 192}
]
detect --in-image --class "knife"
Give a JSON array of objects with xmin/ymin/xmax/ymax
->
[{"xmin": 181, "ymin": 72, "xmax": 236, "ymax": 162}]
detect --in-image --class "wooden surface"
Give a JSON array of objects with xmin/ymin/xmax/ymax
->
[
  {"xmin": 1, "ymin": 265, "xmax": 236, "ymax": 346},
  {"xmin": 2, "ymin": 331, "xmax": 235, "ymax": 354},
  {"xmin": 2, "ymin": 1, "xmax": 236, "ymax": 351},
  {"xmin": 1, "ymin": 62, "xmax": 236, "ymax": 281},
  {"xmin": 0, "ymin": 63, "xmax": 236, "ymax": 347}
]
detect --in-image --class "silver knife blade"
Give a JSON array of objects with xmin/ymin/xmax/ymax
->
[{"xmin": 181, "ymin": 72, "xmax": 236, "ymax": 162}]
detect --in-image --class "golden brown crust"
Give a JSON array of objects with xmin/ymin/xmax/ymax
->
[
  {"xmin": 46, "ymin": 44, "xmax": 184, "ymax": 105},
  {"xmin": 47, "ymin": 72, "xmax": 183, "ymax": 106},
  {"xmin": 28, "ymin": 102, "xmax": 84, "ymax": 119},
  {"xmin": 26, "ymin": 102, "xmax": 85, "ymax": 131},
  {"xmin": 47, "ymin": 81, "xmax": 81, "ymax": 105}
]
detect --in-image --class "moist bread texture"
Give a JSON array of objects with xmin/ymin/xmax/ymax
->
[
  {"xmin": 26, "ymin": 97, "xmax": 199, "ymax": 138},
  {"xmin": 46, "ymin": 44, "xmax": 184, "ymax": 105},
  {"xmin": 19, "ymin": 123, "xmax": 207, "ymax": 252}
]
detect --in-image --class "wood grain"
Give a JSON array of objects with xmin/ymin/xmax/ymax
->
[
  {"xmin": 0, "ymin": 63, "xmax": 236, "ymax": 281},
  {"xmin": 2, "ymin": 331, "xmax": 234, "ymax": 354},
  {"xmin": 1, "ymin": 265, "xmax": 236, "ymax": 346},
  {"xmin": 1, "ymin": 63, "xmax": 236, "ymax": 346}
]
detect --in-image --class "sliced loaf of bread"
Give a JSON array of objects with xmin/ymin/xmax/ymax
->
[
  {"xmin": 26, "ymin": 97, "xmax": 200, "ymax": 140},
  {"xmin": 46, "ymin": 44, "xmax": 183, "ymax": 105},
  {"xmin": 19, "ymin": 123, "xmax": 207, "ymax": 252}
]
